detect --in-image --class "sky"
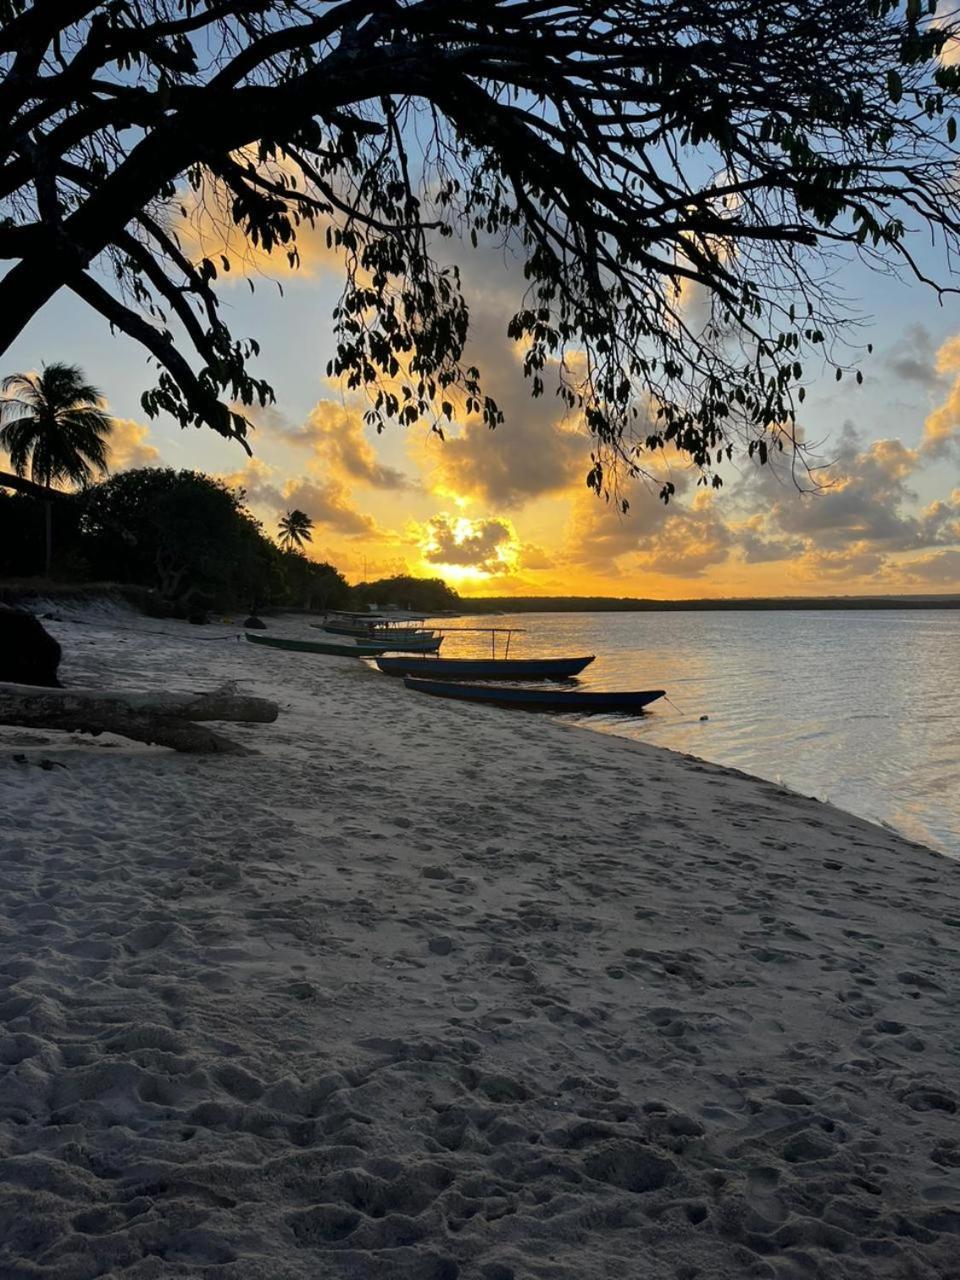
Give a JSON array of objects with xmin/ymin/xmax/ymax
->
[{"xmin": 4, "ymin": 197, "xmax": 960, "ymax": 598}]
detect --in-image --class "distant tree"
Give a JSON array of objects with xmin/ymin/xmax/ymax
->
[
  {"xmin": 0, "ymin": 363, "xmax": 112, "ymax": 575},
  {"xmin": 81, "ymin": 468, "xmax": 281, "ymax": 610},
  {"xmin": 352, "ymin": 575, "xmax": 462, "ymax": 614},
  {"xmin": 277, "ymin": 509, "xmax": 314, "ymax": 552},
  {"xmin": 4, "ymin": 5, "xmax": 960, "ymax": 499},
  {"xmin": 278, "ymin": 548, "xmax": 349, "ymax": 610}
]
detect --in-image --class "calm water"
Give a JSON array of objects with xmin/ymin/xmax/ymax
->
[{"xmin": 425, "ymin": 610, "xmax": 960, "ymax": 858}]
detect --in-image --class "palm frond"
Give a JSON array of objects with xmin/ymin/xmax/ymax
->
[
  {"xmin": 0, "ymin": 416, "xmax": 40, "ymax": 476},
  {"xmin": 0, "ymin": 363, "xmax": 113, "ymax": 491}
]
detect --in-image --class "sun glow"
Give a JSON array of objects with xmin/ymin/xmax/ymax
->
[{"xmin": 417, "ymin": 512, "xmax": 520, "ymax": 580}]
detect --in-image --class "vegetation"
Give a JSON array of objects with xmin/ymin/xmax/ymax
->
[
  {"xmin": 80, "ymin": 469, "xmax": 276, "ymax": 610},
  {"xmin": 0, "ymin": 464, "xmax": 403, "ymax": 615},
  {"xmin": 0, "ymin": 364, "xmax": 113, "ymax": 574},
  {"xmin": 3, "ymin": 5, "xmax": 960, "ymax": 499},
  {"xmin": 351, "ymin": 576, "xmax": 462, "ymax": 615},
  {"xmin": 277, "ymin": 509, "xmax": 314, "ymax": 552}
]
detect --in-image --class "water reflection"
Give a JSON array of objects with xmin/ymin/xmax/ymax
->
[{"xmin": 425, "ymin": 610, "xmax": 960, "ymax": 858}]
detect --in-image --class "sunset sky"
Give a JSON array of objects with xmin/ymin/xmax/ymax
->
[{"xmin": 4, "ymin": 206, "xmax": 960, "ymax": 598}]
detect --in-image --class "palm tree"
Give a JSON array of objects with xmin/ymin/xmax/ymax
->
[
  {"xmin": 0, "ymin": 363, "xmax": 112, "ymax": 577},
  {"xmin": 278, "ymin": 508, "xmax": 314, "ymax": 551}
]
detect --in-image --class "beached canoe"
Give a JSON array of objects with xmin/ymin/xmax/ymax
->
[
  {"xmin": 377, "ymin": 655, "xmax": 595, "ymax": 680},
  {"xmin": 246, "ymin": 633, "xmax": 391, "ymax": 657},
  {"xmin": 403, "ymin": 677, "xmax": 665, "ymax": 713}
]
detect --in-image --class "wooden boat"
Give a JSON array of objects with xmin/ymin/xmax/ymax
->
[
  {"xmin": 320, "ymin": 611, "xmax": 432, "ymax": 641},
  {"xmin": 246, "ymin": 632, "xmax": 390, "ymax": 657},
  {"xmin": 376, "ymin": 654, "xmax": 595, "ymax": 680},
  {"xmin": 317, "ymin": 623, "xmax": 438, "ymax": 645},
  {"xmin": 403, "ymin": 677, "xmax": 665, "ymax": 713}
]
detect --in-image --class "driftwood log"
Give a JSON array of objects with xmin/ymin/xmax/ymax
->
[{"xmin": 0, "ymin": 682, "xmax": 278, "ymax": 754}]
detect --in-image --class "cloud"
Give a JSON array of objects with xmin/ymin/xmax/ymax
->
[
  {"xmin": 886, "ymin": 323, "xmax": 938, "ymax": 386},
  {"xmin": 519, "ymin": 543, "xmax": 554, "ymax": 570},
  {"xmin": 411, "ymin": 281, "xmax": 588, "ymax": 507},
  {"xmin": 107, "ymin": 418, "xmax": 161, "ymax": 471},
  {"xmin": 296, "ymin": 400, "xmax": 412, "ymax": 490},
  {"xmin": 420, "ymin": 513, "xmax": 519, "ymax": 574},
  {"xmin": 557, "ymin": 414, "xmax": 960, "ymax": 588},
  {"xmin": 735, "ymin": 514, "xmax": 804, "ymax": 564},
  {"xmin": 788, "ymin": 543, "xmax": 888, "ymax": 582},
  {"xmin": 218, "ymin": 458, "xmax": 379, "ymax": 540},
  {"xmin": 748, "ymin": 425, "xmax": 946, "ymax": 554},
  {"xmin": 219, "ymin": 457, "xmax": 284, "ymax": 508},
  {"xmin": 901, "ymin": 548, "xmax": 960, "ymax": 584},
  {"xmin": 562, "ymin": 478, "xmax": 732, "ymax": 579},
  {"xmin": 630, "ymin": 491, "xmax": 734, "ymax": 578},
  {"xmin": 282, "ymin": 478, "xmax": 378, "ymax": 538},
  {"xmin": 922, "ymin": 334, "xmax": 960, "ymax": 454}
]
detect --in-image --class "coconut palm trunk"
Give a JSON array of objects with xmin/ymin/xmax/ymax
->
[{"xmin": 43, "ymin": 497, "xmax": 52, "ymax": 578}]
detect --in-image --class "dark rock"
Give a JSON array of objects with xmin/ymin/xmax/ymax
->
[
  {"xmin": 243, "ymin": 615, "xmax": 267, "ymax": 629},
  {"xmin": 187, "ymin": 611, "xmax": 209, "ymax": 625},
  {"xmin": 0, "ymin": 606, "xmax": 62, "ymax": 687}
]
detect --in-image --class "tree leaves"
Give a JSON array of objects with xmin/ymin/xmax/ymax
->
[{"xmin": 2, "ymin": 1, "xmax": 960, "ymax": 495}]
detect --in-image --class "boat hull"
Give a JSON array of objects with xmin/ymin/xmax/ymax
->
[
  {"xmin": 403, "ymin": 677, "xmax": 665, "ymax": 713},
  {"xmin": 246, "ymin": 633, "xmax": 391, "ymax": 657},
  {"xmin": 377, "ymin": 655, "xmax": 595, "ymax": 680}
]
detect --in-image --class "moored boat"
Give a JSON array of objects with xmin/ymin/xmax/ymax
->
[
  {"xmin": 246, "ymin": 632, "xmax": 392, "ymax": 656},
  {"xmin": 319, "ymin": 611, "xmax": 433, "ymax": 641},
  {"xmin": 403, "ymin": 677, "xmax": 665, "ymax": 713},
  {"xmin": 247, "ymin": 630, "xmax": 443, "ymax": 656},
  {"xmin": 377, "ymin": 654, "xmax": 595, "ymax": 680},
  {"xmin": 318, "ymin": 624, "xmax": 437, "ymax": 644}
]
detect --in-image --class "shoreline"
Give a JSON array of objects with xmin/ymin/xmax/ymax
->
[{"xmin": 2, "ymin": 604, "xmax": 958, "ymax": 1279}]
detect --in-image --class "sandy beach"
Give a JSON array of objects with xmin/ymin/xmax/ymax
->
[{"xmin": 1, "ymin": 602, "xmax": 958, "ymax": 1280}]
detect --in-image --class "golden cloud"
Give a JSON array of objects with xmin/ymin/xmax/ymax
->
[
  {"xmin": 107, "ymin": 418, "xmax": 161, "ymax": 471},
  {"xmin": 297, "ymin": 400, "xmax": 412, "ymax": 490},
  {"xmin": 923, "ymin": 333, "xmax": 960, "ymax": 452}
]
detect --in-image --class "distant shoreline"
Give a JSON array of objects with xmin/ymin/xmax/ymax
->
[{"xmin": 458, "ymin": 593, "xmax": 960, "ymax": 614}]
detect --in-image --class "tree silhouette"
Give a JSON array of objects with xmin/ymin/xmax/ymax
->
[
  {"xmin": 3, "ymin": 4, "xmax": 960, "ymax": 496},
  {"xmin": 277, "ymin": 509, "xmax": 314, "ymax": 551},
  {"xmin": 0, "ymin": 363, "xmax": 112, "ymax": 575}
]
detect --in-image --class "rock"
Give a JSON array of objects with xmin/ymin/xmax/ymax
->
[
  {"xmin": 187, "ymin": 611, "xmax": 209, "ymax": 625},
  {"xmin": 0, "ymin": 606, "xmax": 62, "ymax": 687},
  {"xmin": 429, "ymin": 936, "xmax": 453, "ymax": 956},
  {"xmin": 243, "ymin": 615, "xmax": 267, "ymax": 629}
]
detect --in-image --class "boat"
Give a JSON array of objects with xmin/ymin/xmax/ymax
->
[
  {"xmin": 246, "ymin": 632, "xmax": 391, "ymax": 657},
  {"xmin": 318, "ymin": 624, "xmax": 438, "ymax": 644},
  {"xmin": 320, "ymin": 611, "xmax": 433, "ymax": 641},
  {"xmin": 247, "ymin": 630, "xmax": 443, "ymax": 656},
  {"xmin": 403, "ymin": 677, "xmax": 665, "ymax": 713},
  {"xmin": 376, "ymin": 654, "xmax": 596, "ymax": 680}
]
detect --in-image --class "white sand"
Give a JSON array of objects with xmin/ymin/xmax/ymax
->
[{"xmin": 1, "ymin": 603, "xmax": 958, "ymax": 1280}]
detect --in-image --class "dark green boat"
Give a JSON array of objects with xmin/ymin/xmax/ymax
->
[{"xmin": 245, "ymin": 632, "xmax": 390, "ymax": 657}]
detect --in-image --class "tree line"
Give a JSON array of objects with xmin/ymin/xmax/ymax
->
[{"xmin": 0, "ymin": 361, "xmax": 462, "ymax": 617}]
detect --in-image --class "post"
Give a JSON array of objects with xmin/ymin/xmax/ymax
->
[{"xmin": 44, "ymin": 498, "xmax": 52, "ymax": 579}]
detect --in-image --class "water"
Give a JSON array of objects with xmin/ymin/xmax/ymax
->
[{"xmin": 425, "ymin": 610, "xmax": 960, "ymax": 858}]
